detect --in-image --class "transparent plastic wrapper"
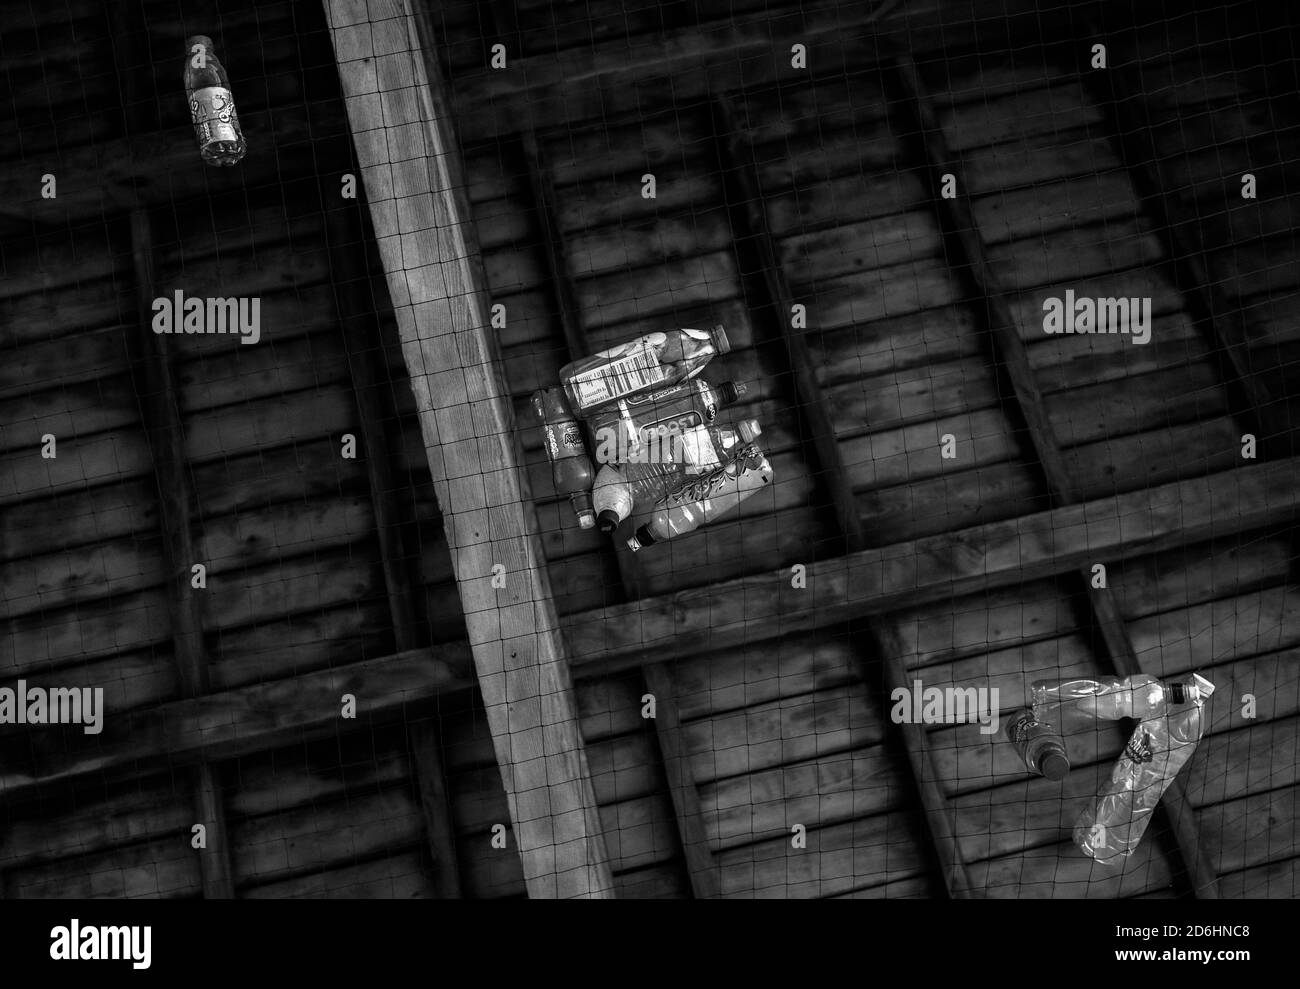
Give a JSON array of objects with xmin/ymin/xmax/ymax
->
[
  {"xmin": 559, "ymin": 325, "xmax": 730, "ymax": 415},
  {"xmin": 1031, "ymin": 673, "xmax": 1215, "ymax": 864}
]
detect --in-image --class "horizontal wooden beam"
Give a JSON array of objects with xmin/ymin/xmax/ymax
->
[
  {"xmin": 446, "ymin": 0, "xmax": 1101, "ymax": 143},
  {"xmin": 0, "ymin": 646, "xmax": 476, "ymax": 803},
  {"xmin": 562, "ymin": 457, "xmax": 1300, "ymax": 677},
  {"xmin": 0, "ymin": 111, "xmax": 327, "ymax": 228}
]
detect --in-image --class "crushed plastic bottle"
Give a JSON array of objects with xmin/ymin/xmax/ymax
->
[
  {"xmin": 626, "ymin": 442, "xmax": 772, "ymax": 551},
  {"xmin": 1031, "ymin": 673, "xmax": 1170, "ymax": 732},
  {"xmin": 559, "ymin": 325, "xmax": 730, "ymax": 415},
  {"xmin": 1060, "ymin": 673, "xmax": 1216, "ymax": 865}
]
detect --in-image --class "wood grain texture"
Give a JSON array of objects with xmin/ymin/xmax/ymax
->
[{"xmin": 323, "ymin": 0, "xmax": 613, "ymax": 898}]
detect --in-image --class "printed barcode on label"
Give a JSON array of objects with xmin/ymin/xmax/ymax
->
[{"xmin": 575, "ymin": 351, "xmax": 667, "ymax": 406}]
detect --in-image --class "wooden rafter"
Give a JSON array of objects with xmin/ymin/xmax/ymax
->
[
  {"xmin": 710, "ymin": 91, "xmax": 975, "ymax": 898},
  {"xmin": 323, "ymin": 0, "xmax": 614, "ymax": 898},
  {"xmin": 324, "ymin": 204, "xmax": 464, "ymax": 897},
  {"xmin": 444, "ymin": 0, "xmax": 1103, "ymax": 143},
  {"xmin": 889, "ymin": 51, "xmax": 1223, "ymax": 897},
  {"xmin": 517, "ymin": 125, "xmax": 719, "ymax": 898}
]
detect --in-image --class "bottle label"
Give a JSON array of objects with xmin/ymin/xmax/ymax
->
[
  {"xmin": 1123, "ymin": 728, "xmax": 1154, "ymax": 764},
  {"xmin": 190, "ymin": 86, "xmax": 240, "ymax": 145},
  {"xmin": 543, "ymin": 420, "xmax": 585, "ymax": 459},
  {"xmin": 678, "ymin": 425, "xmax": 720, "ymax": 470},
  {"xmin": 571, "ymin": 346, "xmax": 668, "ymax": 409},
  {"xmin": 1007, "ymin": 712, "xmax": 1037, "ymax": 745}
]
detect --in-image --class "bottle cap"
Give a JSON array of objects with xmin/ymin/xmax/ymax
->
[
  {"xmin": 596, "ymin": 510, "xmax": 621, "ymax": 533},
  {"xmin": 570, "ymin": 492, "xmax": 595, "ymax": 529},
  {"xmin": 718, "ymin": 381, "xmax": 746, "ymax": 405},
  {"xmin": 738, "ymin": 419, "xmax": 762, "ymax": 443},
  {"xmin": 628, "ymin": 525, "xmax": 656, "ymax": 551},
  {"xmin": 1040, "ymin": 751, "xmax": 1070, "ymax": 781},
  {"xmin": 710, "ymin": 324, "xmax": 730, "ymax": 354}
]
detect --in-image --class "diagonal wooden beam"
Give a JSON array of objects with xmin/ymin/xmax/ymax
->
[
  {"xmin": 890, "ymin": 51, "xmax": 1223, "ymax": 897},
  {"xmin": 710, "ymin": 91, "xmax": 975, "ymax": 897},
  {"xmin": 324, "ymin": 203, "xmax": 464, "ymax": 898},
  {"xmin": 518, "ymin": 126, "xmax": 720, "ymax": 897},
  {"xmin": 323, "ymin": 0, "xmax": 614, "ymax": 898},
  {"xmin": 1078, "ymin": 16, "xmax": 1295, "ymax": 461}
]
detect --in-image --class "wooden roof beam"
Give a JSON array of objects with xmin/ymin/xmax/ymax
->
[
  {"xmin": 323, "ymin": 0, "xmax": 614, "ymax": 898},
  {"xmin": 325, "ymin": 203, "xmax": 464, "ymax": 898},
  {"xmin": 517, "ymin": 126, "xmax": 719, "ymax": 897},
  {"xmin": 444, "ymin": 0, "xmax": 1103, "ymax": 144},
  {"xmin": 710, "ymin": 91, "xmax": 973, "ymax": 897},
  {"xmin": 563, "ymin": 456, "xmax": 1300, "ymax": 676},
  {"xmin": 0, "ymin": 646, "xmax": 476, "ymax": 803},
  {"xmin": 1079, "ymin": 15, "xmax": 1296, "ymax": 461},
  {"xmin": 889, "ymin": 51, "xmax": 1224, "ymax": 896}
]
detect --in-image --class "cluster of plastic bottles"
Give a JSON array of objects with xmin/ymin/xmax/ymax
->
[
  {"xmin": 532, "ymin": 325, "xmax": 774, "ymax": 551},
  {"xmin": 1004, "ymin": 672, "xmax": 1215, "ymax": 864}
]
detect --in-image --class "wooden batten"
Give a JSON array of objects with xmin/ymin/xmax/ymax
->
[{"xmin": 322, "ymin": 0, "xmax": 614, "ymax": 897}]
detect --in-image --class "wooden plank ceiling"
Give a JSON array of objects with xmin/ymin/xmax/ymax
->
[
  {"xmin": 399, "ymin": 0, "xmax": 1299, "ymax": 897},
  {"xmin": 0, "ymin": 0, "xmax": 1296, "ymax": 899}
]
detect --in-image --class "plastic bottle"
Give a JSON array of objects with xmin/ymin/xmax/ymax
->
[
  {"xmin": 682, "ymin": 418, "xmax": 762, "ymax": 474},
  {"xmin": 592, "ymin": 465, "xmax": 634, "ymax": 533},
  {"xmin": 1005, "ymin": 708, "xmax": 1070, "ymax": 780},
  {"xmin": 560, "ymin": 325, "xmax": 730, "ymax": 415},
  {"xmin": 626, "ymin": 444, "xmax": 772, "ymax": 551},
  {"xmin": 600, "ymin": 419, "xmax": 764, "ymax": 532},
  {"xmin": 532, "ymin": 388, "xmax": 596, "ymax": 528},
  {"xmin": 587, "ymin": 378, "xmax": 745, "ymax": 465},
  {"xmin": 1030, "ymin": 674, "xmax": 1169, "ymax": 733},
  {"xmin": 184, "ymin": 36, "xmax": 247, "ymax": 166},
  {"xmin": 1073, "ymin": 673, "xmax": 1215, "ymax": 864}
]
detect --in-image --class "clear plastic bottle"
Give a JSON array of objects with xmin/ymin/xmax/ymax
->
[
  {"xmin": 597, "ymin": 418, "xmax": 764, "ymax": 533},
  {"xmin": 184, "ymin": 36, "xmax": 247, "ymax": 166},
  {"xmin": 626, "ymin": 444, "xmax": 772, "ymax": 551},
  {"xmin": 560, "ymin": 325, "xmax": 730, "ymax": 415},
  {"xmin": 532, "ymin": 388, "xmax": 596, "ymax": 528},
  {"xmin": 1005, "ymin": 708, "xmax": 1070, "ymax": 780},
  {"xmin": 592, "ymin": 464, "xmax": 634, "ymax": 533},
  {"xmin": 587, "ymin": 378, "xmax": 745, "ymax": 465},
  {"xmin": 1073, "ymin": 673, "xmax": 1215, "ymax": 864},
  {"xmin": 1030, "ymin": 674, "xmax": 1169, "ymax": 733}
]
